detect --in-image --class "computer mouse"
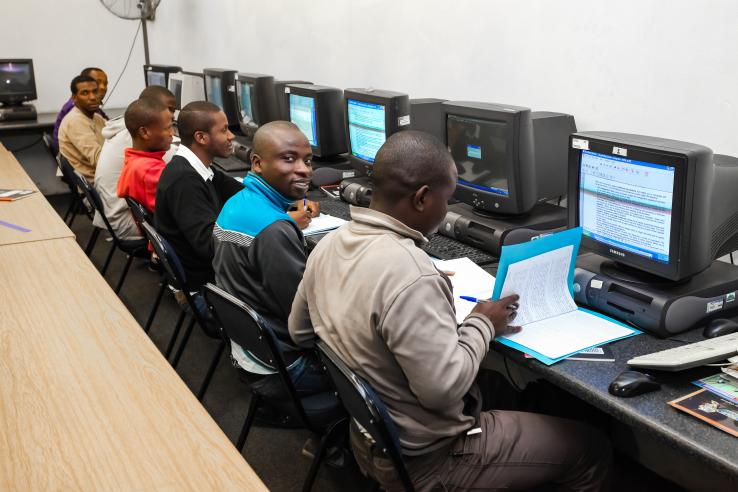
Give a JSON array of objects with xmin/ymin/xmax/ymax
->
[
  {"xmin": 608, "ymin": 370, "xmax": 660, "ymax": 397},
  {"xmin": 703, "ymin": 318, "xmax": 738, "ymax": 339}
]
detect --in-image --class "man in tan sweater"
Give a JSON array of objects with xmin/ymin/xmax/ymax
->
[
  {"xmin": 58, "ymin": 74, "xmax": 106, "ymax": 182},
  {"xmin": 289, "ymin": 131, "xmax": 612, "ymax": 491}
]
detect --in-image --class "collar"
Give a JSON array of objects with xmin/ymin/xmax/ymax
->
[
  {"xmin": 124, "ymin": 147, "xmax": 167, "ymax": 160},
  {"xmin": 176, "ymin": 145, "xmax": 214, "ymax": 182},
  {"xmin": 349, "ymin": 206, "xmax": 428, "ymax": 245},
  {"xmin": 244, "ymin": 172, "xmax": 295, "ymax": 211}
]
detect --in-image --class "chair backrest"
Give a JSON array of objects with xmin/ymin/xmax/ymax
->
[
  {"xmin": 58, "ymin": 154, "xmax": 83, "ymax": 196},
  {"xmin": 203, "ymin": 282, "xmax": 311, "ymax": 425},
  {"xmin": 72, "ymin": 170, "xmax": 119, "ymax": 239},
  {"xmin": 140, "ymin": 222, "xmax": 187, "ymax": 292},
  {"xmin": 41, "ymin": 132, "xmax": 61, "ymax": 167},
  {"xmin": 125, "ymin": 196, "xmax": 151, "ymax": 229},
  {"xmin": 316, "ymin": 341, "xmax": 414, "ymax": 492}
]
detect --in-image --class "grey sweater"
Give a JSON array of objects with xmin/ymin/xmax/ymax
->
[{"xmin": 289, "ymin": 206, "xmax": 495, "ymax": 455}]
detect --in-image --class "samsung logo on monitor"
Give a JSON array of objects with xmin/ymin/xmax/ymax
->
[{"xmin": 609, "ymin": 249, "xmax": 625, "ymax": 257}]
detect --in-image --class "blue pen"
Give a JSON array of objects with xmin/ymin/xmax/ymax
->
[
  {"xmin": 460, "ymin": 296, "xmax": 481, "ymax": 303},
  {"xmin": 303, "ymin": 197, "xmax": 307, "ymax": 212}
]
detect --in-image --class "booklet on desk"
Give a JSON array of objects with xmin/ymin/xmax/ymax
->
[
  {"xmin": 492, "ymin": 227, "xmax": 640, "ymax": 365},
  {"xmin": 302, "ymin": 214, "xmax": 347, "ymax": 236}
]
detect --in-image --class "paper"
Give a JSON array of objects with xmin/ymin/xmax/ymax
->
[
  {"xmin": 302, "ymin": 214, "xmax": 347, "ymax": 236},
  {"xmin": 499, "ymin": 245, "xmax": 576, "ymax": 325},
  {"xmin": 500, "ymin": 309, "xmax": 634, "ymax": 360},
  {"xmin": 433, "ymin": 258, "xmax": 495, "ymax": 324}
]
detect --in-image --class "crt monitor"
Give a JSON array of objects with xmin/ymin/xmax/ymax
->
[
  {"xmin": 144, "ymin": 64, "xmax": 181, "ymax": 88},
  {"xmin": 203, "ymin": 68, "xmax": 239, "ymax": 126},
  {"xmin": 168, "ymin": 71, "xmax": 204, "ymax": 111},
  {"xmin": 442, "ymin": 101, "xmax": 575, "ymax": 216},
  {"xmin": 287, "ymin": 84, "xmax": 347, "ymax": 159},
  {"xmin": 568, "ymin": 131, "xmax": 738, "ymax": 281},
  {"xmin": 167, "ymin": 77, "xmax": 182, "ymax": 110},
  {"xmin": 344, "ymin": 88, "xmax": 411, "ymax": 176},
  {"xmin": 235, "ymin": 72, "xmax": 275, "ymax": 140},
  {"xmin": 0, "ymin": 59, "xmax": 36, "ymax": 106},
  {"xmin": 273, "ymin": 80, "xmax": 312, "ymax": 121}
]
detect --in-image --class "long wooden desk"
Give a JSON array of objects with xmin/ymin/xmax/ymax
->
[
  {"xmin": 0, "ymin": 144, "xmax": 75, "ymax": 246},
  {"xmin": 0, "ymin": 148, "xmax": 267, "ymax": 490}
]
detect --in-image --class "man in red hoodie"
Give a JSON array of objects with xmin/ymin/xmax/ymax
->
[{"xmin": 117, "ymin": 97, "xmax": 174, "ymax": 212}]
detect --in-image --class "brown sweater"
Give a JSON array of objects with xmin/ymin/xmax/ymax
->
[
  {"xmin": 289, "ymin": 206, "xmax": 495, "ymax": 455},
  {"xmin": 58, "ymin": 106, "xmax": 105, "ymax": 182}
]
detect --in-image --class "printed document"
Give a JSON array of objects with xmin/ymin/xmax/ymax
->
[{"xmin": 433, "ymin": 257, "xmax": 495, "ymax": 323}]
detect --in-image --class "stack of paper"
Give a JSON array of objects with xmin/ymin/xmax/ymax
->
[
  {"xmin": 302, "ymin": 214, "xmax": 347, "ymax": 236},
  {"xmin": 433, "ymin": 257, "xmax": 495, "ymax": 324}
]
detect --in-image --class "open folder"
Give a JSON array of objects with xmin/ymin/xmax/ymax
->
[{"xmin": 492, "ymin": 227, "xmax": 640, "ymax": 365}]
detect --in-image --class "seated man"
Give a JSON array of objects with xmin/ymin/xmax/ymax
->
[
  {"xmin": 212, "ymin": 121, "xmax": 323, "ymax": 403},
  {"xmin": 94, "ymin": 86, "xmax": 179, "ymax": 240},
  {"xmin": 117, "ymin": 97, "xmax": 174, "ymax": 212},
  {"xmin": 155, "ymin": 101, "xmax": 243, "ymax": 294},
  {"xmin": 289, "ymin": 131, "xmax": 612, "ymax": 491},
  {"xmin": 52, "ymin": 67, "xmax": 108, "ymax": 154},
  {"xmin": 58, "ymin": 75, "xmax": 105, "ymax": 182}
]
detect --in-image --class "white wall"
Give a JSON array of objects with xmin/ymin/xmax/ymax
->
[
  {"xmin": 148, "ymin": 0, "xmax": 738, "ymax": 156},
  {"xmin": 2, "ymin": 0, "xmax": 147, "ymax": 113}
]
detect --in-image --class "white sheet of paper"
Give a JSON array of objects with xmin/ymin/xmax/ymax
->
[
  {"xmin": 500, "ymin": 309, "xmax": 633, "ymax": 359},
  {"xmin": 433, "ymin": 258, "xmax": 496, "ymax": 324},
  {"xmin": 499, "ymin": 245, "xmax": 577, "ymax": 325},
  {"xmin": 302, "ymin": 214, "xmax": 347, "ymax": 236}
]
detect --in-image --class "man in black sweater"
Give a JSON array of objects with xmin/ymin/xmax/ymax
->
[{"xmin": 154, "ymin": 101, "xmax": 243, "ymax": 294}]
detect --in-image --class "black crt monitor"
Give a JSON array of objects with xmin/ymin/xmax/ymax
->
[
  {"xmin": 167, "ymin": 77, "xmax": 182, "ymax": 110},
  {"xmin": 235, "ymin": 72, "xmax": 275, "ymax": 140},
  {"xmin": 344, "ymin": 88, "xmax": 411, "ymax": 176},
  {"xmin": 203, "ymin": 68, "xmax": 239, "ymax": 126},
  {"xmin": 568, "ymin": 131, "xmax": 738, "ymax": 282},
  {"xmin": 0, "ymin": 59, "xmax": 36, "ymax": 106},
  {"xmin": 144, "ymin": 64, "xmax": 181, "ymax": 88},
  {"xmin": 287, "ymin": 84, "xmax": 347, "ymax": 159},
  {"xmin": 273, "ymin": 80, "xmax": 312, "ymax": 121}
]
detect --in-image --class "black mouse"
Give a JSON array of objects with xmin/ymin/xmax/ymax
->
[
  {"xmin": 608, "ymin": 370, "xmax": 660, "ymax": 397},
  {"xmin": 703, "ymin": 318, "xmax": 738, "ymax": 339}
]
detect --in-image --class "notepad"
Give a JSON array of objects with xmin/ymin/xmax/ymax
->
[
  {"xmin": 302, "ymin": 214, "xmax": 347, "ymax": 236},
  {"xmin": 492, "ymin": 227, "xmax": 640, "ymax": 365},
  {"xmin": 433, "ymin": 257, "xmax": 495, "ymax": 324}
]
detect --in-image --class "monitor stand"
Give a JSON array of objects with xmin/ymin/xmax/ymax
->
[
  {"xmin": 573, "ymin": 252, "xmax": 738, "ymax": 337},
  {"xmin": 0, "ymin": 102, "xmax": 37, "ymax": 122},
  {"xmin": 438, "ymin": 201, "xmax": 568, "ymax": 257}
]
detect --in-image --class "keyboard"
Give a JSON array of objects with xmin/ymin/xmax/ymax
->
[
  {"xmin": 423, "ymin": 234, "xmax": 497, "ymax": 265},
  {"xmin": 213, "ymin": 155, "xmax": 249, "ymax": 173},
  {"xmin": 628, "ymin": 332, "xmax": 738, "ymax": 371},
  {"xmin": 317, "ymin": 199, "xmax": 352, "ymax": 220}
]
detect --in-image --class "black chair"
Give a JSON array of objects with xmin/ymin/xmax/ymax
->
[
  {"xmin": 204, "ymin": 283, "xmax": 346, "ymax": 492},
  {"xmin": 41, "ymin": 132, "xmax": 61, "ymax": 168},
  {"xmin": 316, "ymin": 341, "xmax": 415, "ymax": 492},
  {"xmin": 72, "ymin": 170, "xmax": 149, "ymax": 293},
  {"xmin": 57, "ymin": 154, "xmax": 89, "ymax": 226},
  {"xmin": 140, "ymin": 222, "xmax": 226, "ymax": 401}
]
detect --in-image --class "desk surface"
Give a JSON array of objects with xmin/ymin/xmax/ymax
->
[
  {"xmin": 0, "ymin": 108, "xmax": 126, "ymax": 133},
  {"xmin": 0, "ymin": 237, "xmax": 267, "ymax": 491},
  {"xmin": 0, "ymin": 145, "xmax": 75, "ymax": 246}
]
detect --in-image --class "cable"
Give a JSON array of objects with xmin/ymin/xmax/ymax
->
[
  {"xmin": 103, "ymin": 21, "xmax": 142, "ymax": 106},
  {"xmin": 730, "ymin": 252, "xmax": 735, "ymax": 265},
  {"xmin": 6, "ymin": 136, "xmax": 43, "ymax": 153},
  {"xmin": 503, "ymin": 355, "xmax": 526, "ymax": 392}
]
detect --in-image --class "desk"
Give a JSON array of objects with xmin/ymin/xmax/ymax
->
[{"xmin": 0, "ymin": 144, "xmax": 74, "ymax": 245}]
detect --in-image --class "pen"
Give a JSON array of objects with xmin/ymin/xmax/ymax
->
[
  {"xmin": 460, "ymin": 296, "xmax": 481, "ymax": 303},
  {"xmin": 303, "ymin": 197, "xmax": 307, "ymax": 212}
]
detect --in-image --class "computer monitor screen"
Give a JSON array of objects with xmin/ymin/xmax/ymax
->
[
  {"xmin": 289, "ymin": 94, "xmax": 318, "ymax": 147},
  {"xmin": 168, "ymin": 78, "xmax": 182, "ymax": 109},
  {"xmin": 147, "ymin": 71, "xmax": 166, "ymax": 87},
  {"xmin": 205, "ymin": 75, "xmax": 223, "ymax": 110},
  {"xmin": 0, "ymin": 60, "xmax": 35, "ymax": 103},
  {"xmin": 578, "ymin": 150, "xmax": 675, "ymax": 264},
  {"xmin": 238, "ymin": 81, "xmax": 253, "ymax": 122},
  {"xmin": 347, "ymin": 99, "xmax": 385, "ymax": 163},
  {"xmin": 447, "ymin": 115, "xmax": 509, "ymax": 197}
]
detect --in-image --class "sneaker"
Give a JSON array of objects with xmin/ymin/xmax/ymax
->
[{"xmin": 301, "ymin": 436, "xmax": 347, "ymax": 468}]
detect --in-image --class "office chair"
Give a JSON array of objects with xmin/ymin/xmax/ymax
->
[
  {"xmin": 140, "ymin": 222, "xmax": 226, "ymax": 401},
  {"xmin": 203, "ymin": 283, "xmax": 347, "ymax": 492},
  {"xmin": 57, "ymin": 154, "xmax": 89, "ymax": 226},
  {"xmin": 72, "ymin": 171, "xmax": 149, "ymax": 293},
  {"xmin": 316, "ymin": 341, "xmax": 415, "ymax": 492},
  {"xmin": 41, "ymin": 132, "xmax": 61, "ymax": 168}
]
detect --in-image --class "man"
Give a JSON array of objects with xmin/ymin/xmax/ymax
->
[
  {"xmin": 117, "ymin": 97, "xmax": 174, "ymax": 212},
  {"xmin": 154, "ymin": 101, "xmax": 243, "ymax": 293},
  {"xmin": 212, "ymin": 121, "xmax": 323, "ymax": 405},
  {"xmin": 52, "ymin": 67, "xmax": 108, "ymax": 154},
  {"xmin": 58, "ymin": 75, "xmax": 106, "ymax": 182},
  {"xmin": 94, "ymin": 86, "xmax": 179, "ymax": 240},
  {"xmin": 289, "ymin": 131, "xmax": 612, "ymax": 491}
]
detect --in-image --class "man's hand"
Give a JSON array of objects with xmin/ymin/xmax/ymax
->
[
  {"xmin": 304, "ymin": 200, "xmax": 320, "ymax": 217},
  {"xmin": 288, "ymin": 210, "xmax": 312, "ymax": 230},
  {"xmin": 471, "ymin": 294, "xmax": 521, "ymax": 338}
]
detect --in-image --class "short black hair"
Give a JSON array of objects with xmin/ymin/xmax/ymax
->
[
  {"xmin": 124, "ymin": 97, "xmax": 168, "ymax": 139},
  {"xmin": 80, "ymin": 67, "xmax": 105, "ymax": 77},
  {"xmin": 177, "ymin": 101, "xmax": 221, "ymax": 147},
  {"xmin": 139, "ymin": 85, "xmax": 175, "ymax": 101},
  {"xmin": 372, "ymin": 130, "xmax": 456, "ymax": 201},
  {"xmin": 70, "ymin": 75, "xmax": 97, "ymax": 95}
]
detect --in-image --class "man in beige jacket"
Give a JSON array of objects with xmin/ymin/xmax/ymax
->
[
  {"xmin": 289, "ymin": 131, "xmax": 612, "ymax": 491},
  {"xmin": 58, "ymin": 74, "xmax": 106, "ymax": 182}
]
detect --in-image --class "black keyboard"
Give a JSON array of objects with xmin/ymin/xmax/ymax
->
[
  {"xmin": 318, "ymin": 199, "xmax": 352, "ymax": 220},
  {"xmin": 423, "ymin": 234, "xmax": 497, "ymax": 265},
  {"xmin": 213, "ymin": 155, "xmax": 249, "ymax": 172}
]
